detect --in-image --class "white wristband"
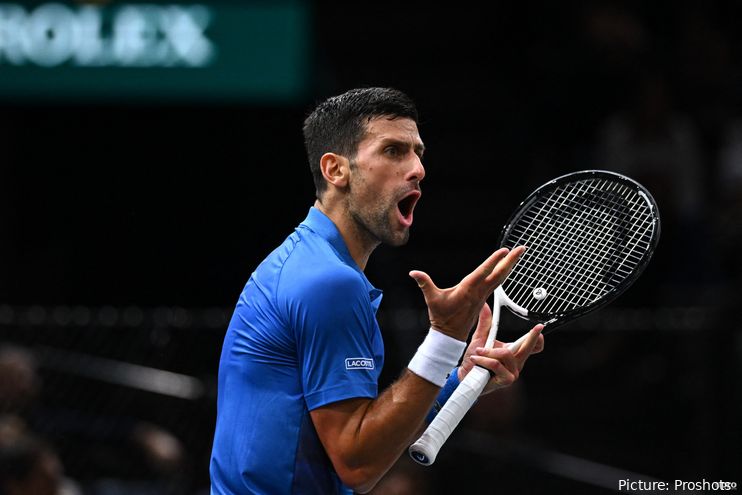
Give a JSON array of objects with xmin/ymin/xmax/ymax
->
[{"xmin": 408, "ymin": 328, "xmax": 467, "ymax": 387}]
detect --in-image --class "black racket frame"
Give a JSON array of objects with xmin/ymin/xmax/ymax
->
[{"xmin": 498, "ymin": 170, "xmax": 661, "ymax": 332}]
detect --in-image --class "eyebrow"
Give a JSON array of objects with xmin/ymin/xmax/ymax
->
[{"xmin": 380, "ymin": 137, "xmax": 426, "ymax": 157}]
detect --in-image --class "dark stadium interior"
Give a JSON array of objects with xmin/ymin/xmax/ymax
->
[{"xmin": 1, "ymin": 1, "xmax": 740, "ymax": 494}]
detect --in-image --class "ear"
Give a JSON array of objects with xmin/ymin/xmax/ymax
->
[{"xmin": 319, "ymin": 152, "xmax": 351, "ymax": 190}]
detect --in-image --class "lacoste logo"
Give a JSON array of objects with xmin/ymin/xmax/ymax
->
[{"xmin": 345, "ymin": 358, "xmax": 374, "ymax": 370}]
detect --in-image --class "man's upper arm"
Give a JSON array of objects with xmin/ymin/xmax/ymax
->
[{"xmin": 279, "ymin": 265, "xmax": 381, "ymax": 410}]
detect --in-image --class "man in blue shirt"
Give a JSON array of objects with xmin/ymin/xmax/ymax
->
[{"xmin": 210, "ymin": 88, "xmax": 544, "ymax": 494}]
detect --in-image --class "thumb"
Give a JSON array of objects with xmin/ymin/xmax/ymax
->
[
  {"xmin": 473, "ymin": 303, "xmax": 493, "ymax": 340},
  {"xmin": 409, "ymin": 270, "xmax": 439, "ymax": 299}
]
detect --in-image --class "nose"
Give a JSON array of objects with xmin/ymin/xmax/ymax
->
[{"xmin": 407, "ymin": 155, "xmax": 425, "ymax": 183}]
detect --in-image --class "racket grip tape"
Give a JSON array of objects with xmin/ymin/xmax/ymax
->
[{"xmin": 408, "ymin": 365, "xmax": 490, "ymax": 466}]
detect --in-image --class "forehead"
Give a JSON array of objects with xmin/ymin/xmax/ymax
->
[{"xmin": 359, "ymin": 116, "xmax": 423, "ymax": 147}]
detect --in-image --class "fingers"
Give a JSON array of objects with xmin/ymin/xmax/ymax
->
[
  {"xmin": 472, "ymin": 346, "xmax": 519, "ymax": 378},
  {"xmin": 471, "ymin": 324, "xmax": 545, "ymax": 391},
  {"xmin": 532, "ymin": 334, "xmax": 545, "ymax": 354},
  {"xmin": 465, "ymin": 304, "xmax": 494, "ymax": 352},
  {"xmin": 461, "ymin": 246, "xmax": 525, "ymax": 295},
  {"xmin": 472, "ymin": 303, "xmax": 493, "ymax": 340},
  {"xmin": 470, "ymin": 248, "xmax": 510, "ymax": 282},
  {"xmin": 483, "ymin": 246, "xmax": 525, "ymax": 286},
  {"xmin": 470, "ymin": 354, "xmax": 517, "ymax": 387},
  {"xmin": 514, "ymin": 324, "xmax": 544, "ymax": 361},
  {"xmin": 408, "ymin": 270, "xmax": 439, "ymax": 299}
]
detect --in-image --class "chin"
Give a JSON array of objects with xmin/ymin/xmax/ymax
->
[{"xmin": 383, "ymin": 230, "xmax": 410, "ymax": 247}]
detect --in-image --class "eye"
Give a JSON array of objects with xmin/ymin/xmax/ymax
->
[{"xmin": 384, "ymin": 146, "xmax": 400, "ymax": 157}]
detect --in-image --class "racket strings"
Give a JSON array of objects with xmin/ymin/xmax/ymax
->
[
  {"xmin": 609, "ymin": 191, "xmax": 656, "ymax": 280},
  {"xmin": 512, "ymin": 180, "xmax": 653, "ymax": 313},
  {"xmin": 513, "ymin": 184, "xmax": 631, "ymax": 288},
  {"xmin": 527, "ymin": 181, "xmax": 645, "ymax": 310},
  {"xmin": 534, "ymin": 196, "xmax": 640, "ymax": 313},
  {"xmin": 517, "ymin": 181, "xmax": 647, "ymax": 312},
  {"xmin": 509, "ymin": 180, "xmax": 626, "ymax": 302},
  {"xmin": 508, "ymin": 180, "xmax": 624, "ymax": 311},
  {"xmin": 502, "ymin": 177, "xmax": 655, "ymax": 316}
]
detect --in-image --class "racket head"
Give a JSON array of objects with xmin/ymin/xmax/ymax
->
[{"xmin": 498, "ymin": 170, "xmax": 660, "ymax": 331}]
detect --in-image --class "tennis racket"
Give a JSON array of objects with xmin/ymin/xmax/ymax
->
[{"xmin": 409, "ymin": 169, "xmax": 661, "ymax": 466}]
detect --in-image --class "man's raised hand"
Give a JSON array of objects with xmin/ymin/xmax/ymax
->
[{"xmin": 409, "ymin": 246, "xmax": 525, "ymax": 341}]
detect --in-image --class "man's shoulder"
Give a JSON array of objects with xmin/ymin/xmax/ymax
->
[
  {"xmin": 283, "ymin": 253, "xmax": 363, "ymax": 296},
  {"xmin": 277, "ymin": 229, "xmax": 365, "ymax": 299}
]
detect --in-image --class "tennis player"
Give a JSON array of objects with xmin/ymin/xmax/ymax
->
[{"xmin": 209, "ymin": 87, "xmax": 544, "ymax": 494}]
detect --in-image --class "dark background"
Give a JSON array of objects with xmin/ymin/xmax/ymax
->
[{"xmin": 1, "ymin": 1, "xmax": 740, "ymax": 494}]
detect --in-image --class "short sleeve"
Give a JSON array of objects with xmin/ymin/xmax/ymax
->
[{"xmin": 281, "ymin": 266, "xmax": 380, "ymax": 411}]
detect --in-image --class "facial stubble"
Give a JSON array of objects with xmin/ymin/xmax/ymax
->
[{"xmin": 347, "ymin": 165, "xmax": 410, "ymax": 248}]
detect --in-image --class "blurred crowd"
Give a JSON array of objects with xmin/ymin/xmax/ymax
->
[{"xmin": 0, "ymin": 345, "xmax": 194, "ymax": 495}]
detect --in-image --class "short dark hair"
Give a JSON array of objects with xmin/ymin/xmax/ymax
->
[{"xmin": 303, "ymin": 87, "xmax": 419, "ymax": 198}]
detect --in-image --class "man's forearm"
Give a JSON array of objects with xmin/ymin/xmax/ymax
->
[{"xmin": 310, "ymin": 369, "xmax": 440, "ymax": 492}]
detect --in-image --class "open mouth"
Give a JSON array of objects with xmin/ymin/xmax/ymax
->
[{"xmin": 396, "ymin": 190, "xmax": 421, "ymax": 227}]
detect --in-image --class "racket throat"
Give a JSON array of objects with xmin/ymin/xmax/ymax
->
[{"xmin": 484, "ymin": 287, "xmax": 505, "ymax": 348}]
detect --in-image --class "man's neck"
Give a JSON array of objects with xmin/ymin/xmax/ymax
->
[{"xmin": 314, "ymin": 199, "xmax": 378, "ymax": 271}]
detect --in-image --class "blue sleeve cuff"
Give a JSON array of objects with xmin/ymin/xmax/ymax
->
[
  {"xmin": 305, "ymin": 382, "xmax": 378, "ymax": 411},
  {"xmin": 425, "ymin": 367, "xmax": 460, "ymax": 424}
]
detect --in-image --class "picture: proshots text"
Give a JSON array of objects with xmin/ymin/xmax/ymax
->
[{"xmin": 619, "ymin": 479, "xmax": 737, "ymax": 492}]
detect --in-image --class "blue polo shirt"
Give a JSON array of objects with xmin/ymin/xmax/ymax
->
[{"xmin": 210, "ymin": 207, "xmax": 384, "ymax": 494}]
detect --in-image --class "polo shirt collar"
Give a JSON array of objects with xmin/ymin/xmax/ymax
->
[{"xmin": 300, "ymin": 207, "xmax": 383, "ymax": 310}]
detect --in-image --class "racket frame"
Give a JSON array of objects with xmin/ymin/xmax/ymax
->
[{"xmin": 497, "ymin": 170, "xmax": 661, "ymax": 332}]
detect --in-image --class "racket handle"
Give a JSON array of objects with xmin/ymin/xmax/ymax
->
[
  {"xmin": 409, "ymin": 365, "xmax": 490, "ymax": 466},
  {"xmin": 408, "ymin": 333, "xmax": 528, "ymax": 466}
]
